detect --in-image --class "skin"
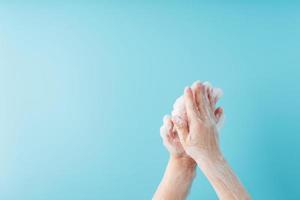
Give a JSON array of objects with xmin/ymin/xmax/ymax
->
[
  {"xmin": 153, "ymin": 82, "xmax": 223, "ymax": 200},
  {"xmin": 174, "ymin": 84, "xmax": 251, "ymax": 200},
  {"xmin": 152, "ymin": 155, "xmax": 196, "ymax": 200},
  {"xmin": 153, "ymin": 82, "xmax": 251, "ymax": 200}
]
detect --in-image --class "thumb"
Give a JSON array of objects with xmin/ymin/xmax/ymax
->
[{"xmin": 171, "ymin": 116, "xmax": 189, "ymax": 143}]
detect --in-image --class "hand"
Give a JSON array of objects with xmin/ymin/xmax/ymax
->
[
  {"xmin": 160, "ymin": 81, "xmax": 223, "ymax": 163},
  {"xmin": 172, "ymin": 82, "xmax": 224, "ymax": 163},
  {"xmin": 154, "ymin": 116, "xmax": 196, "ymax": 200},
  {"xmin": 156, "ymin": 81, "xmax": 251, "ymax": 200},
  {"xmin": 171, "ymin": 83, "xmax": 251, "ymax": 200},
  {"xmin": 172, "ymin": 81, "xmax": 224, "ymax": 130},
  {"xmin": 160, "ymin": 115, "xmax": 196, "ymax": 167}
]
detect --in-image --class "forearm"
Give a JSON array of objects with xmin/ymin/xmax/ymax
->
[
  {"xmin": 153, "ymin": 156, "xmax": 196, "ymax": 200},
  {"xmin": 195, "ymin": 152, "xmax": 251, "ymax": 200}
]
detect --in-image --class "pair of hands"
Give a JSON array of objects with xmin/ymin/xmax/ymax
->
[
  {"xmin": 154, "ymin": 81, "xmax": 251, "ymax": 200},
  {"xmin": 160, "ymin": 81, "xmax": 224, "ymax": 166}
]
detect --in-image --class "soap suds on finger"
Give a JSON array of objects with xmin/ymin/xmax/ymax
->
[{"xmin": 171, "ymin": 81, "xmax": 224, "ymax": 130}]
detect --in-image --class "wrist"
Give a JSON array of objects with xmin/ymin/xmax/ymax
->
[
  {"xmin": 185, "ymin": 146, "xmax": 224, "ymax": 167},
  {"xmin": 169, "ymin": 155, "xmax": 197, "ymax": 170},
  {"xmin": 168, "ymin": 155, "xmax": 197, "ymax": 180},
  {"xmin": 194, "ymin": 151, "xmax": 226, "ymax": 169}
]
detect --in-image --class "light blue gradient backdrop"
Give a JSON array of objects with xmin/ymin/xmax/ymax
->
[{"xmin": 1, "ymin": 2, "xmax": 300, "ymax": 199}]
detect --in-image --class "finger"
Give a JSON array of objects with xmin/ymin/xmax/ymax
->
[
  {"xmin": 172, "ymin": 116, "xmax": 189, "ymax": 143},
  {"xmin": 202, "ymin": 85, "xmax": 215, "ymax": 119},
  {"xmin": 206, "ymin": 85, "xmax": 214, "ymax": 109},
  {"xmin": 212, "ymin": 87, "xmax": 223, "ymax": 106},
  {"xmin": 163, "ymin": 115, "xmax": 176, "ymax": 138},
  {"xmin": 163, "ymin": 115, "xmax": 173, "ymax": 131},
  {"xmin": 214, "ymin": 107, "xmax": 224, "ymax": 124},
  {"xmin": 191, "ymin": 80, "xmax": 201, "ymax": 92},
  {"xmin": 215, "ymin": 107, "xmax": 225, "ymax": 129},
  {"xmin": 204, "ymin": 83, "xmax": 215, "ymax": 112},
  {"xmin": 202, "ymin": 81, "xmax": 212, "ymax": 87},
  {"xmin": 195, "ymin": 83, "xmax": 210, "ymax": 118},
  {"xmin": 191, "ymin": 80, "xmax": 202, "ymax": 112},
  {"xmin": 160, "ymin": 125, "xmax": 167, "ymax": 139},
  {"xmin": 184, "ymin": 86, "xmax": 199, "ymax": 122},
  {"xmin": 207, "ymin": 85, "xmax": 215, "ymax": 111},
  {"xmin": 160, "ymin": 123, "xmax": 174, "ymax": 148},
  {"xmin": 193, "ymin": 82, "xmax": 204, "ymax": 115},
  {"xmin": 212, "ymin": 95, "xmax": 219, "ymax": 109}
]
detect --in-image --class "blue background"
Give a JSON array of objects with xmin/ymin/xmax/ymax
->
[{"xmin": 1, "ymin": 2, "xmax": 300, "ymax": 199}]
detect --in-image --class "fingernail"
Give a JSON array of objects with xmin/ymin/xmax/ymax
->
[
  {"xmin": 184, "ymin": 87, "xmax": 190, "ymax": 94},
  {"xmin": 195, "ymin": 80, "xmax": 201, "ymax": 85},
  {"xmin": 192, "ymin": 80, "xmax": 201, "ymax": 88}
]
